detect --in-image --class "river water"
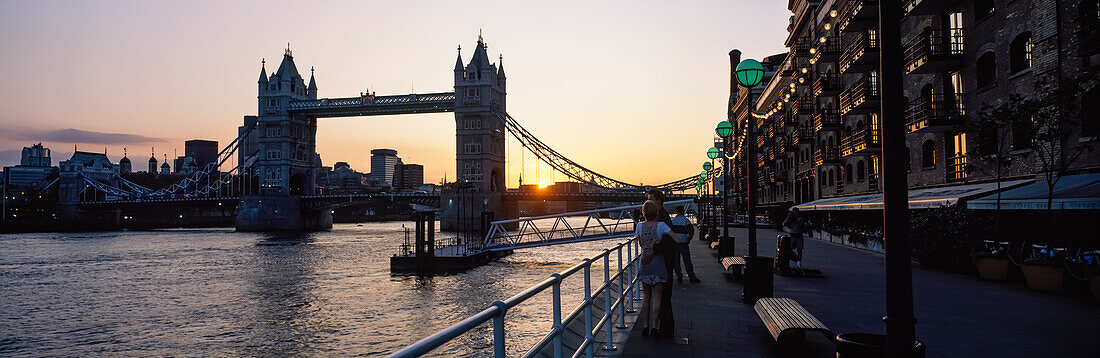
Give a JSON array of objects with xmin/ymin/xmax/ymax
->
[{"xmin": 0, "ymin": 222, "xmax": 629, "ymax": 357}]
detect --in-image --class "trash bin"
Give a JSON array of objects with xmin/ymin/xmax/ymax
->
[
  {"xmin": 741, "ymin": 256, "xmax": 774, "ymax": 304},
  {"xmin": 718, "ymin": 235, "xmax": 735, "ymax": 258},
  {"xmin": 835, "ymin": 333, "xmax": 925, "ymax": 358},
  {"xmin": 775, "ymin": 235, "xmax": 792, "ymax": 274}
]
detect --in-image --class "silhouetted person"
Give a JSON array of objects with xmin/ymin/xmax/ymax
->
[
  {"xmin": 670, "ymin": 206, "xmax": 700, "ymax": 283},
  {"xmin": 782, "ymin": 207, "xmax": 807, "ymax": 261},
  {"xmin": 646, "ymin": 189, "xmax": 676, "ymax": 337},
  {"xmin": 636, "ymin": 200, "xmax": 682, "ymax": 339}
]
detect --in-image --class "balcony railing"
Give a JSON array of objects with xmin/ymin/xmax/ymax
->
[
  {"xmin": 839, "ymin": 0, "xmax": 879, "ymax": 32},
  {"xmin": 813, "ymin": 109, "xmax": 842, "ymax": 132},
  {"xmin": 791, "ymin": 37, "xmax": 813, "ymax": 55},
  {"xmin": 840, "ymin": 30, "xmax": 879, "ymax": 74},
  {"xmin": 840, "ymin": 126, "xmax": 881, "ymax": 156},
  {"xmin": 840, "ymin": 76, "xmax": 880, "ymax": 115},
  {"xmin": 791, "ymin": 125, "xmax": 814, "ymax": 146},
  {"xmin": 793, "ymin": 97, "xmax": 814, "ymax": 115},
  {"xmin": 810, "ymin": 37, "xmax": 841, "ymax": 64},
  {"xmin": 903, "ymin": 28, "xmax": 964, "ymax": 74},
  {"xmin": 813, "ymin": 73, "xmax": 843, "ymax": 97},
  {"xmin": 947, "ymin": 154, "xmax": 968, "ymax": 182},
  {"xmin": 905, "ymin": 94, "xmax": 967, "ymax": 133},
  {"xmin": 814, "ymin": 146, "xmax": 841, "ymax": 166}
]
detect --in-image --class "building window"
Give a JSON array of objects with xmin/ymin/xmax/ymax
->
[
  {"xmin": 828, "ymin": 170, "xmax": 835, "ymax": 186},
  {"xmin": 975, "ymin": 0, "xmax": 995, "ymax": 20},
  {"xmin": 1084, "ymin": 86, "xmax": 1100, "ymax": 137},
  {"xmin": 922, "ymin": 140, "xmax": 936, "ymax": 168},
  {"xmin": 976, "ymin": 52, "xmax": 997, "ymax": 88},
  {"xmin": 856, "ymin": 160, "xmax": 866, "ymax": 181},
  {"xmin": 1010, "ymin": 32, "xmax": 1032, "ymax": 73},
  {"xmin": 952, "ymin": 132, "xmax": 968, "ymax": 157},
  {"xmin": 905, "ymin": 147, "xmax": 912, "ymax": 170},
  {"xmin": 846, "ymin": 163, "xmax": 853, "ymax": 183}
]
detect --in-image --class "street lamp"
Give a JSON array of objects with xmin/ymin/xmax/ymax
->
[
  {"xmin": 733, "ymin": 57, "xmax": 769, "ymax": 303},
  {"xmin": 703, "ymin": 162, "xmax": 712, "ymax": 171},
  {"xmin": 715, "ymin": 121, "xmax": 734, "ymax": 139},
  {"xmin": 707, "ymin": 147, "xmax": 721, "ymax": 160}
]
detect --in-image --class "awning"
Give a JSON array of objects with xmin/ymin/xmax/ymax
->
[
  {"xmin": 794, "ymin": 179, "xmax": 1034, "ymax": 211},
  {"xmin": 967, "ymin": 173, "xmax": 1100, "ymax": 210}
]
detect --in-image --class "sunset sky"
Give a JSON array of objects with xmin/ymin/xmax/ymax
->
[{"xmin": 0, "ymin": 0, "xmax": 789, "ymax": 188}]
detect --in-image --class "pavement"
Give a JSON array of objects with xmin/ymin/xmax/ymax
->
[{"xmin": 619, "ymin": 226, "xmax": 1100, "ymax": 357}]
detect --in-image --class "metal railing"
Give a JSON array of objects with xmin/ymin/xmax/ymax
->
[
  {"xmin": 482, "ymin": 199, "xmax": 692, "ymax": 251},
  {"xmin": 903, "ymin": 28, "xmax": 964, "ymax": 73},
  {"xmin": 389, "ymin": 237, "xmax": 643, "ymax": 358}
]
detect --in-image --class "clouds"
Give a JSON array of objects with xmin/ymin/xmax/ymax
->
[{"xmin": 1, "ymin": 128, "xmax": 166, "ymax": 144}]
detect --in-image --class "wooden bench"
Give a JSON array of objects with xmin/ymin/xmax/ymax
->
[
  {"xmin": 720, "ymin": 256, "xmax": 745, "ymax": 280},
  {"xmin": 754, "ymin": 297, "xmax": 834, "ymax": 350}
]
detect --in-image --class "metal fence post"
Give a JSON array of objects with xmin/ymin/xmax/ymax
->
[
  {"xmin": 616, "ymin": 246, "xmax": 627, "ymax": 328},
  {"xmin": 551, "ymin": 273, "xmax": 563, "ymax": 358},
  {"xmin": 491, "ymin": 300, "xmax": 507, "ymax": 358},
  {"xmin": 634, "ymin": 240, "xmax": 643, "ymax": 300},
  {"xmin": 583, "ymin": 259, "xmax": 594, "ymax": 358},
  {"xmin": 602, "ymin": 251, "xmax": 616, "ymax": 351},
  {"xmin": 625, "ymin": 241, "xmax": 636, "ymax": 312}
]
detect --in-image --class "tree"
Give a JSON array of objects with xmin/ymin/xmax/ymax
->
[
  {"xmin": 1025, "ymin": 72, "xmax": 1098, "ymax": 244},
  {"xmin": 965, "ymin": 94, "xmax": 1038, "ymax": 213}
]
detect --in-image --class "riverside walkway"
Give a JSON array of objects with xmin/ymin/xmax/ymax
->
[{"xmin": 620, "ymin": 226, "xmax": 1100, "ymax": 357}]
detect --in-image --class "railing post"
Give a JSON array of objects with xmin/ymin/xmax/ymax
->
[
  {"xmin": 634, "ymin": 240, "xmax": 643, "ymax": 300},
  {"xmin": 551, "ymin": 273, "xmax": 563, "ymax": 358},
  {"xmin": 491, "ymin": 300, "xmax": 507, "ymax": 358},
  {"xmin": 625, "ymin": 240, "xmax": 636, "ymax": 312},
  {"xmin": 583, "ymin": 259, "xmax": 594, "ymax": 358},
  {"xmin": 616, "ymin": 245, "xmax": 627, "ymax": 328},
  {"xmin": 602, "ymin": 251, "xmax": 616, "ymax": 351}
]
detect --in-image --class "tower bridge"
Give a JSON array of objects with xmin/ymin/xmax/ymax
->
[{"xmin": 50, "ymin": 34, "xmax": 716, "ymax": 232}]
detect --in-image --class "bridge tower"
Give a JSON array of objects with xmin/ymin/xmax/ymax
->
[
  {"xmin": 441, "ymin": 34, "xmax": 514, "ymax": 230},
  {"xmin": 236, "ymin": 46, "xmax": 330, "ymax": 231}
]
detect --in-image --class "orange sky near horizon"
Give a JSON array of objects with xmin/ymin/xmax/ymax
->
[{"xmin": 0, "ymin": 0, "xmax": 790, "ymax": 189}]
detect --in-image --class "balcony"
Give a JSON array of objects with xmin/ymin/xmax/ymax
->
[
  {"xmin": 791, "ymin": 125, "xmax": 814, "ymax": 146},
  {"xmin": 792, "ymin": 97, "xmax": 814, "ymax": 115},
  {"xmin": 905, "ymin": 94, "xmax": 966, "ymax": 133},
  {"xmin": 814, "ymin": 146, "xmax": 841, "ymax": 166},
  {"xmin": 791, "ymin": 37, "xmax": 812, "ymax": 56},
  {"xmin": 904, "ymin": 0, "xmax": 961, "ymax": 16},
  {"xmin": 810, "ymin": 37, "xmax": 841, "ymax": 64},
  {"xmin": 813, "ymin": 73, "xmax": 843, "ymax": 97},
  {"xmin": 813, "ymin": 109, "xmax": 842, "ymax": 132},
  {"xmin": 840, "ymin": 126, "xmax": 881, "ymax": 156},
  {"xmin": 840, "ymin": 30, "xmax": 879, "ymax": 74},
  {"xmin": 839, "ymin": 0, "xmax": 878, "ymax": 32},
  {"xmin": 904, "ymin": 28, "xmax": 964, "ymax": 74},
  {"xmin": 947, "ymin": 154, "xmax": 968, "ymax": 182},
  {"xmin": 840, "ymin": 76, "xmax": 880, "ymax": 115}
]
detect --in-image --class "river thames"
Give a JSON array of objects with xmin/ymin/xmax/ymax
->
[{"xmin": 0, "ymin": 222, "xmax": 621, "ymax": 357}]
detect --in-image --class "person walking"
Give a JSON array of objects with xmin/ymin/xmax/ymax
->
[
  {"xmin": 645, "ymin": 189, "xmax": 677, "ymax": 337},
  {"xmin": 636, "ymin": 200, "xmax": 682, "ymax": 339},
  {"xmin": 670, "ymin": 206, "xmax": 700, "ymax": 283},
  {"xmin": 782, "ymin": 207, "xmax": 807, "ymax": 261}
]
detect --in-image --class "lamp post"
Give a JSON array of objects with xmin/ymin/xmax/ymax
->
[
  {"xmin": 734, "ymin": 58, "xmax": 764, "ymax": 257},
  {"xmin": 707, "ymin": 146, "xmax": 721, "ymax": 234},
  {"xmin": 878, "ymin": 1, "xmax": 918, "ymax": 356}
]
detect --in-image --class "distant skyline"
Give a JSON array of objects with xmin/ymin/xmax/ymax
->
[{"xmin": 0, "ymin": 0, "xmax": 790, "ymax": 187}]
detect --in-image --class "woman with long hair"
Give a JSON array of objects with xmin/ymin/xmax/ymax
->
[{"xmin": 636, "ymin": 200, "xmax": 682, "ymax": 338}]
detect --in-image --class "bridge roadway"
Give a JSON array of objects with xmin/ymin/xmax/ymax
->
[{"xmin": 79, "ymin": 191, "xmax": 696, "ymax": 207}]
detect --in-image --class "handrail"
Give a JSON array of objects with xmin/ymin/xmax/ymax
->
[
  {"xmin": 488, "ymin": 199, "xmax": 693, "ymax": 225},
  {"xmin": 389, "ymin": 237, "xmax": 645, "ymax": 358}
]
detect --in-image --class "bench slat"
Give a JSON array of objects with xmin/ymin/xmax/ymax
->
[{"xmin": 754, "ymin": 298, "xmax": 830, "ymax": 341}]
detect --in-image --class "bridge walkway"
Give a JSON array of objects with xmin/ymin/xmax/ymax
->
[{"xmin": 621, "ymin": 226, "xmax": 1100, "ymax": 357}]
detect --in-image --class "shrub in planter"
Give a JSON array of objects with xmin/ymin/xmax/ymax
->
[
  {"xmin": 1021, "ymin": 256, "xmax": 1067, "ymax": 293},
  {"xmin": 973, "ymin": 250, "xmax": 1011, "ymax": 282},
  {"xmin": 910, "ymin": 205, "xmax": 992, "ymax": 272}
]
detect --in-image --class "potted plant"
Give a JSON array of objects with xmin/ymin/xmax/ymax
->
[
  {"xmin": 1021, "ymin": 253, "xmax": 1067, "ymax": 293},
  {"xmin": 974, "ymin": 247, "xmax": 1010, "ymax": 282}
]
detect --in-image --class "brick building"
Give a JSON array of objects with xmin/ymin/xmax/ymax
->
[{"xmin": 734, "ymin": 0, "xmax": 1100, "ymax": 210}]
